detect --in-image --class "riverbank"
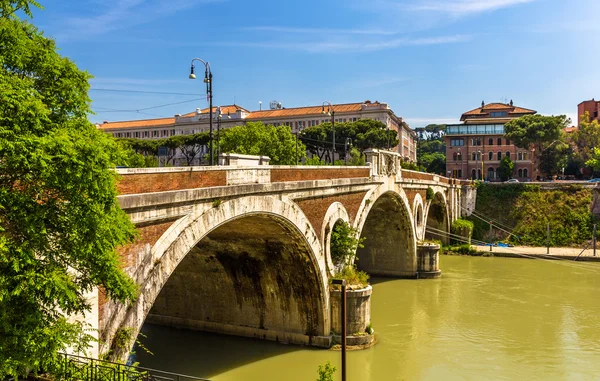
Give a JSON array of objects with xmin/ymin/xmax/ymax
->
[{"xmin": 457, "ymin": 245, "xmax": 600, "ymax": 262}]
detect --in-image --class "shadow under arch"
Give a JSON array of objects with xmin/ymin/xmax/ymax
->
[
  {"xmin": 103, "ymin": 196, "xmax": 330, "ymax": 360},
  {"xmin": 425, "ymin": 192, "xmax": 450, "ymax": 244},
  {"xmin": 355, "ymin": 191, "xmax": 417, "ymax": 278}
]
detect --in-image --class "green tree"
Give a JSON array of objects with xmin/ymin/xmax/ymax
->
[
  {"xmin": 0, "ymin": 2, "xmax": 137, "ymax": 376},
  {"xmin": 219, "ymin": 122, "xmax": 305, "ymax": 165},
  {"xmin": 421, "ymin": 152, "xmax": 446, "ymax": 175},
  {"xmin": 586, "ymin": 147, "xmax": 600, "ymax": 171},
  {"xmin": 316, "ymin": 361, "xmax": 336, "ymax": 381},
  {"xmin": 300, "ymin": 119, "xmax": 398, "ymax": 162},
  {"xmin": 170, "ymin": 132, "xmax": 210, "ymax": 165},
  {"xmin": 570, "ymin": 112, "xmax": 600, "ymax": 174},
  {"xmin": 498, "ymin": 156, "xmax": 515, "ymax": 181},
  {"xmin": 504, "ymin": 114, "xmax": 570, "ymax": 177},
  {"xmin": 538, "ymin": 142, "xmax": 570, "ymax": 178}
]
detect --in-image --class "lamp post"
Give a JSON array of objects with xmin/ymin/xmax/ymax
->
[
  {"xmin": 458, "ymin": 148, "xmax": 462, "ymax": 179},
  {"xmin": 322, "ymin": 101, "xmax": 335, "ymax": 164},
  {"xmin": 331, "ymin": 278, "xmax": 347, "ymax": 381},
  {"xmin": 216, "ymin": 107, "xmax": 222, "ymax": 165},
  {"xmin": 189, "ymin": 58, "xmax": 213, "ymax": 166}
]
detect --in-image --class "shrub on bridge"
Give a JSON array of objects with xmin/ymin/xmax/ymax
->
[{"xmin": 330, "ymin": 221, "xmax": 368, "ymax": 287}]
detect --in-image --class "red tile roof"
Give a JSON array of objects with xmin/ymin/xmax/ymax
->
[
  {"xmin": 97, "ymin": 101, "xmax": 389, "ymax": 130},
  {"xmin": 461, "ymin": 102, "xmax": 536, "ymax": 121}
]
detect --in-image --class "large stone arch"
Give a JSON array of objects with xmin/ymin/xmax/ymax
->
[
  {"xmin": 425, "ymin": 190, "xmax": 451, "ymax": 244},
  {"xmin": 353, "ymin": 184, "xmax": 417, "ymax": 278},
  {"xmin": 321, "ymin": 202, "xmax": 351, "ymax": 275},
  {"xmin": 101, "ymin": 196, "xmax": 330, "ymax": 359}
]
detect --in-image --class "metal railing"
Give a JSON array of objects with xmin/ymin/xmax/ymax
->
[{"xmin": 59, "ymin": 353, "xmax": 210, "ymax": 381}]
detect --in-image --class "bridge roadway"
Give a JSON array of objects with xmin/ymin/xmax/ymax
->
[{"xmin": 86, "ymin": 150, "xmax": 474, "ymax": 360}]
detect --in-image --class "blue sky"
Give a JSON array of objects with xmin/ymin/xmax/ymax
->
[{"xmin": 33, "ymin": 0, "xmax": 599, "ymax": 127}]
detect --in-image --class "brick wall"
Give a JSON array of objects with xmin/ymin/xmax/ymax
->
[
  {"xmin": 402, "ymin": 170, "xmax": 435, "ymax": 181},
  {"xmin": 99, "ymin": 220, "xmax": 174, "ymax": 322},
  {"xmin": 117, "ymin": 171, "xmax": 227, "ymax": 194},
  {"xmin": 295, "ymin": 192, "xmax": 367, "ymax": 239},
  {"xmin": 271, "ymin": 168, "xmax": 369, "ymax": 183}
]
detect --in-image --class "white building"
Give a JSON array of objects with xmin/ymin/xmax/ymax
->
[{"xmin": 97, "ymin": 100, "xmax": 417, "ymax": 163}]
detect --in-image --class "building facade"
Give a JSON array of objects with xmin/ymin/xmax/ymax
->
[
  {"xmin": 444, "ymin": 101, "xmax": 537, "ymax": 181},
  {"xmin": 97, "ymin": 100, "xmax": 417, "ymax": 163},
  {"xmin": 578, "ymin": 99, "xmax": 600, "ymax": 125}
]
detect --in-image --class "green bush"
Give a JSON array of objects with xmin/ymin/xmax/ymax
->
[
  {"xmin": 468, "ymin": 183, "xmax": 594, "ymax": 247},
  {"xmin": 451, "ymin": 219, "xmax": 474, "ymax": 244},
  {"xmin": 426, "ymin": 187, "xmax": 434, "ymax": 200},
  {"xmin": 331, "ymin": 265, "xmax": 369, "ymax": 288},
  {"xmin": 317, "ymin": 361, "xmax": 336, "ymax": 381}
]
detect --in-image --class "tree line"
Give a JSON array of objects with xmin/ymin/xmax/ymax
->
[{"xmin": 117, "ymin": 118, "xmax": 400, "ymax": 167}]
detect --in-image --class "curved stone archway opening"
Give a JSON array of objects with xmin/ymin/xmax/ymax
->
[
  {"xmin": 425, "ymin": 193, "xmax": 449, "ymax": 244},
  {"xmin": 355, "ymin": 192, "xmax": 416, "ymax": 278},
  {"xmin": 146, "ymin": 214, "xmax": 328, "ymax": 347}
]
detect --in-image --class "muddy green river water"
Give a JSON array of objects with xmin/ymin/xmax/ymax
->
[{"xmin": 136, "ymin": 255, "xmax": 600, "ymax": 380}]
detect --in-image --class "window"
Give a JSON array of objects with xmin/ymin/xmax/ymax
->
[
  {"xmin": 135, "ymin": 132, "xmax": 140, "ymax": 138},
  {"xmin": 518, "ymin": 169, "xmax": 523, "ymax": 177},
  {"xmin": 453, "ymin": 152, "xmax": 458, "ymax": 161},
  {"xmin": 490, "ymin": 111, "xmax": 507, "ymax": 117},
  {"xmin": 116, "ymin": 133, "xmax": 122, "ymax": 138},
  {"xmin": 497, "ymin": 151, "xmax": 502, "ymax": 160},
  {"xmin": 472, "ymin": 169, "xmax": 477, "ymax": 179},
  {"xmin": 506, "ymin": 139, "xmax": 511, "ymax": 145},
  {"xmin": 153, "ymin": 130, "xmax": 158, "ymax": 137},
  {"xmin": 489, "ymin": 151, "xmax": 493, "ymax": 160},
  {"xmin": 523, "ymin": 152, "xmax": 528, "ymax": 160},
  {"xmin": 524, "ymin": 168, "xmax": 528, "ymax": 178},
  {"xmin": 352, "ymin": 118, "xmax": 357, "ymax": 122},
  {"xmin": 505, "ymin": 151, "xmax": 511, "ymax": 160},
  {"xmin": 125, "ymin": 132, "xmax": 130, "ymax": 138},
  {"xmin": 497, "ymin": 137, "xmax": 502, "ymax": 145},
  {"xmin": 450, "ymin": 138, "xmax": 464, "ymax": 146},
  {"xmin": 489, "ymin": 138, "xmax": 494, "ymax": 146},
  {"xmin": 472, "ymin": 152, "xmax": 477, "ymax": 161},
  {"xmin": 518, "ymin": 152, "xmax": 523, "ymax": 161},
  {"xmin": 488, "ymin": 167, "xmax": 495, "ymax": 180},
  {"xmin": 144, "ymin": 131, "xmax": 149, "ymax": 138},
  {"xmin": 457, "ymin": 169, "xmax": 462, "ymax": 178},
  {"xmin": 457, "ymin": 153, "xmax": 462, "ymax": 161},
  {"xmin": 171, "ymin": 129, "xmax": 176, "ymax": 136}
]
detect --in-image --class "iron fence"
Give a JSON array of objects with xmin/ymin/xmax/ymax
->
[{"xmin": 58, "ymin": 353, "xmax": 210, "ymax": 381}]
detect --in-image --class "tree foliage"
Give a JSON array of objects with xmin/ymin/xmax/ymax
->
[
  {"xmin": 571, "ymin": 112, "xmax": 600, "ymax": 173},
  {"xmin": 0, "ymin": 3, "xmax": 137, "ymax": 376},
  {"xmin": 219, "ymin": 122, "xmax": 305, "ymax": 165},
  {"xmin": 498, "ymin": 156, "xmax": 515, "ymax": 181},
  {"xmin": 300, "ymin": 119, "xmax": 398, "ymax": 162}
]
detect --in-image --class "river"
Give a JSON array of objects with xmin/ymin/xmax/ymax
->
[{"xmin": 135, "ymin": 255, "xmax": 600, "ymax": 380}]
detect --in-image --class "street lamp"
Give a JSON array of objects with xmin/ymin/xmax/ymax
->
[
  {"xmin": 322, "ymin": 101, "xmax": 335, "ymax": 164},
  {"xmin": 458, "ymin": 148, "xmax": 462, "ymax": 179},
  {"xmin": 189, "ymin": 58, "xmax": 213, "ymax": 166}
]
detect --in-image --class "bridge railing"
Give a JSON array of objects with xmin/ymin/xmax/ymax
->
[{"xmin": 57, "ymin": 353, "xmax": 210, "ymax": 381}]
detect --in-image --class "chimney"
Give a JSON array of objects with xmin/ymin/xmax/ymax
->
[
  {"xmin": 196, "ymin": 108, "xmax": 202, "ymax": 115},
  {"xmin": 509, "ymin": 99, "xmax": 513, "ymax": 106},
  {"xmin": 481, "ymin": 100, "xmax": 485, "ymax": 107},
  {"xmin": 103, "ymin": 121, "xmax": 108, "ymax": 124}
]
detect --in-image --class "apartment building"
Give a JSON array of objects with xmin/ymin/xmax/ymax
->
[
  {"xmin": 578, "ymin": 99, "xmax": 600, "ymax": 125},
  {"xmin": 97, "ymin": 100, "xmax": 417, "ymax": 163},
  {"xmin": 444, "ymin": 101, "xmax": 537, "ymax": 181}
]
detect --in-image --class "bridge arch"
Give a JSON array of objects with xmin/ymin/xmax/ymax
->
[
  {"xmin": 353, "ymin": 186, "xmax": 417, "ymax": 278},
  {"xmin": 102, "ymin": 195, "xmax": 330, "ymax": 359},
  {"xmin": 412, "ymin": 193, "xmax": 426, "ymax": 241},
  {"xmin": 425, "ymin": 190, "xmax": 450, "ymax": 244},
  {"xmin": 321, "ymin": 202, "xmax": 351, "ymax": 274}
]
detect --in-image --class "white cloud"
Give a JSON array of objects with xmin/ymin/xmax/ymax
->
[
  {"xmin": 405, "ymin": 117, "xmax": 461, "ymax": 126},
  {"xmin": 242, "ymin": 26, "xmax": 398, "ymax": 36},
  {"xmin": 56, "ymin": 0, "xmax": 224, "ymax": 41},
  {"xmin": 407, "ymin": 0, "xmax": 536, "ymax": 16},
  {"xmin": 216, "ymin": 34, "xmax": 470, "ymax": 53}
]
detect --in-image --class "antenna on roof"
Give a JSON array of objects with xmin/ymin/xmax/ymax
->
[{"xmin": 259, "ymin": 101, "xmax": 262, "ymax": 111}]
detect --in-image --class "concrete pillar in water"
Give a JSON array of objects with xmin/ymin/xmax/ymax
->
[
  {"xmin": 330, "ymin": 285, "xmax": 375, "ymax": 347},
  {"xmin": 417, "ymin": 244, "xmax": 442, "ymax": 279}
]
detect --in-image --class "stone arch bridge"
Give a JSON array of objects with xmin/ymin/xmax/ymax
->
[{"xmin": 91, "ymin": 150, "xmax": 475, "ymax": 359}]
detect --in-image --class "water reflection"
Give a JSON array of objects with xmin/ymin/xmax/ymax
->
[{"xmin": 136, "ymin": 256, "xmax": 600, "ymax": 380}]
